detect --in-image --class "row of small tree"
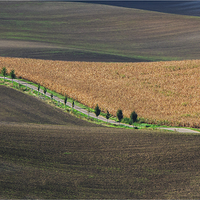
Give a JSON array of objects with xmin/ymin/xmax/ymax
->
[
  {"xmin": 41, "ymin": 88, "xmax": 137, "ymax": 126},
  {"xmin": 1, "ymin": 67, "xmax": 138, "ymax": 127},
  {"xmin": 37, "ymin": 84, "xmax": 75, "ymax": 110},
  {"xmin": 116, "ymin": 109, "xmax": 138, "ymax": 126},
  {"xmin": 94, "ymin": 104, "xmax": 138, "ymax": 126},
  {"xmin": 64, "ymin": 95, "xmax": 75, "ymax": 110},
  {"xmin": 1, "ymin": 67, "xmax": 16, "ymax": 83}
]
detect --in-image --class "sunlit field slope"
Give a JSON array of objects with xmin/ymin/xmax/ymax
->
[
  {"xmin": 1, "ymin": 2, "xmax": 200, "ymax": 61},
  {"xmin": 2, "ymin": 57, "xmax": 200, "ymax": 127}
]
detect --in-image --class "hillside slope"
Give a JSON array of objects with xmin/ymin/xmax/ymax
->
[
  {"xmin": 1, "ymin": 2, "xmax": 200, "ymax": 61},
  {"xmin": 0, "ymin": 85, "xmax": 99, "ymax": 127},
  {"xmin": 93, "ymin": 1, "xmax": 200, "ymax": 17}
]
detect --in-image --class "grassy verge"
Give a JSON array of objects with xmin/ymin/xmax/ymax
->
[
  {"xmin": 0, "ymin": 76, "xmax": 143, "ymax": 129},
  {"xmin": 1, "ymin": 75, "xmax": 199, "ymax": 132},
  {"xmin": 0, "ymin": 77, "xmax": 129, "ymax": 128}
]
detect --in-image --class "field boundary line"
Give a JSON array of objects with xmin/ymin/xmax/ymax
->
[
  {"xmin": 0, "ymin": 76, "xmax": 133, "ymax": 128},
  {"xmin": 1, "ymin": 76, "xmax": 200, "ymax": 133}
]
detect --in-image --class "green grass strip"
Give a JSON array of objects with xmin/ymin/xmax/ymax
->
[{"xmin": 1, "ymin": 75, "xmax": 199, "ymax": 132}]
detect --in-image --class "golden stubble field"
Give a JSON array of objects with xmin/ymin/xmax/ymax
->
[{"xmin": 1, "ymin": 57, "xmax": 200, "ymax": 127}]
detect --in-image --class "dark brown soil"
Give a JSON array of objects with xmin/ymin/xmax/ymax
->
[
  {"xmin": 1, "ymin": 85, "xmax": 200, "ymax": 199},
  {"xmin": 0, "ymin": 85, "xmax": 99, "ymax": 127},
  {"xmin": 1, "ymin": 2, "xmax": 200, "ymax": 62}
]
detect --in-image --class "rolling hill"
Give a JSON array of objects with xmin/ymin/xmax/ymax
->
[
  {"xmin": 91, "ymin": 1, "xmax": 200, "ymax": 17},
  {"xmin": 0, "ymin": 85, "xmax": 99, "ymax": 127},
  {"xmin": 1, "ymin": 2, "xmax": 200, "ymax": 199},
  {"xmin": 0, "ymin": 2, "xmax": 200, "ymax": 62}
]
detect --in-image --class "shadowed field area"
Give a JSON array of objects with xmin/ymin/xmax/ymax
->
[
  {"xmin": 0, "ymin": 85, "xmax": 99, "ymax": 127},
  {"xmin": 93, "ymin": 1, "xmax": 200, "ymax": 17},
  {"xmin": 1, "ymin": 2, "xmax": 200, "ymax": 61},
  {"xmin": 1, "ymin": 85, "xmax": 200, "ymax": 199}
]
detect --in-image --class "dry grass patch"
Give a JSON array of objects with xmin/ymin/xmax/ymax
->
[{"xmin": 1, "ymin": 57, "xmax": 200, "ymax": 127}]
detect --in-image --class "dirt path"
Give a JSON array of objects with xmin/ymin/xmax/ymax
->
[
  {"xmin": 1, "ymin": 76, "xmax": 200, "ymax": 133},
  {"xmin": 160, "ymin": 128, "xmax": 200, "ymax": 134}
]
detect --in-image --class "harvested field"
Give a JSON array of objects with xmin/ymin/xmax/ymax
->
[
  {"xmin": 1, "ymin": 2, "xmax": 200, "ymax": 61},
  {"xmin": 1, "ymin": 57, "xmax": 200, "ymax": 127}
]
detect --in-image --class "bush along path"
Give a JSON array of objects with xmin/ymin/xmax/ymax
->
[{"xmin": 1, "ymin": 75, "xmax": 200, "ymax": 133}]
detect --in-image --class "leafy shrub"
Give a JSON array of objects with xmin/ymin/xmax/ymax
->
[
  {"xmin": 117, "ymin": 109, "xmax": 123, "ymax": 122},
  {"xmin": 10, "ymin": 69, "xmax": 16, "ymax": 82},
  {"xmin": 44, "ymin": 87, "xmax": 47, "ymax": 95},
  {"xmin": 106, "ymin": 110, "xmax": 111, "ymax": 122},
  {"xmin": 121, "ymin": 117, "xmax": 132, "ymax": 125},
  {"xmin": 94, "ymin": 104, "xmax": 101, "ymax": 120},
  {"xmin": 72, "ymin": 100, "xmax": 74, "ymax": 108},
  {"xmin": 1, "ymin": 67, "xmax": 7, "ymax": 77},
  {"xmin": 137, "ymin": 117, "xmax": 146, "ymax": 123},
  {"xmin": 130, "ymin": 111, "xmax": 138, "ymax": 124}
]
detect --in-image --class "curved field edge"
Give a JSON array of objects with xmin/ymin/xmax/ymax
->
[
  {"xmin": 0, "ymin": 77, "xmax": 156, "ymax": 130},
  {"xmin": 2, "ymin": 76, "xmax": 200, "ymax": 133},
  {"xmin": 1, "ymin": 76, "xmax": 200, "ymax": 199},
  {"xmin": 0, "ymin": 84, "xmax": 104, "ymax": 128},
  {"xmin": 1, "ymin": 57, "xmax": 200, "ymax": 128}
]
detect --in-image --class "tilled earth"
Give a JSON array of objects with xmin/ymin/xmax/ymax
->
[
  {"xmin": 1, "ymin": 85, "xmax": 200, "ymax": 199},
  {"xmin": 1, "ymin": 2, "xmax": 200, "ymax": 62},
  {"xmin": 0, "ymin": 85, "xmax": 99, "ymax": 126}
]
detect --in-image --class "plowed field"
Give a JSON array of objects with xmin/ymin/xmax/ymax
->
[
  {"xmin": 1, "ymin": 57, "xmax": 200, "ymax": 127},
  {"xmin": 1, "ymin": 86, "xmax": 200, "ymax": 199},
  {"xmin": 1, "ymin": 2, "xmax": 200, "ymax": 62}
]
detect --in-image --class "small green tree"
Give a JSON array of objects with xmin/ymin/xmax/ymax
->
[
  {"xmin": 94, "ymin": 104, "xmax": 101, "ymax": 121},
  {"xmin": 1, "ymin": 67, "xmax": 7, "ymax": 82},
  {"xmin": 50, "ymin": 93, "xmax": 53, "ymax": 99},
  {"xmin": 130, "ymin": 111, "xmax": 138, "ymax": 127},
  {"xmin": 64, "ymin": 95, "xmax": 68, "ymax": 109},
  {"xmin": 117, "ymin": 109, "xmax": 123, "ymax": 124},
  {"xmin": 106, "ymin": 110, "xmax": 111, "ymax": 123},
  {"xmin": 10, "ymin": 69, "xmax": 15, "ymax": 83},
  {"xmin": 72, "ymin": 100, "xmax": 74, "ymax": 110},
  {"xmin": 38, "ymin": 84, "xmax": 40, "ymax": 96},
  {"xmin": 43, "ymin": 87, "xmax": 47, "ymax": 95}
]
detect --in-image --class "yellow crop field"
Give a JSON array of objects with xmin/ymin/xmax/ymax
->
[{"xmin": 1, "ymin": 57, "xmax": 200, "ymax": 127}]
